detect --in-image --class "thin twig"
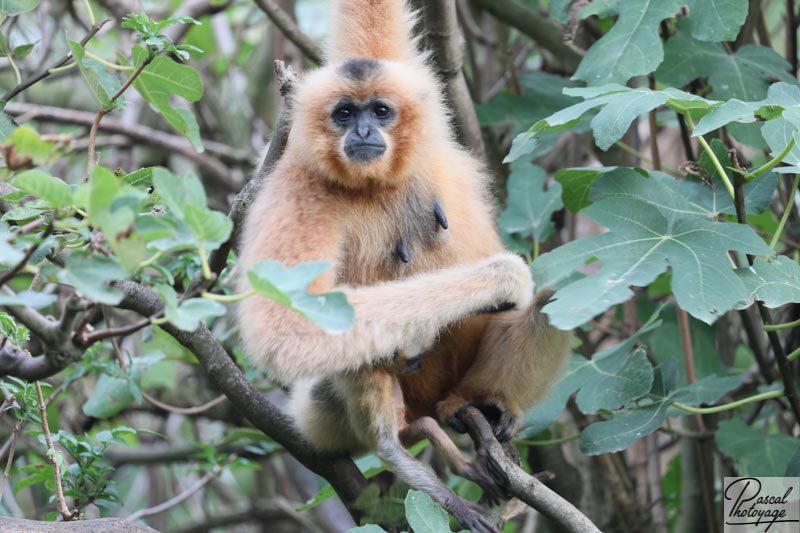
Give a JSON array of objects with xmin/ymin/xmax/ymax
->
[
  {"xmin": 126, "ymin": 455, "xmax": 235, "ymax": 522},
  {"xmin": 0, "ymin": 422, "xmax": 21, "ymax": 505},
  {"xmin": 1, "ymin": 20, "xmax": 111, "ymax": 103},
  {"xmin": 252, "ymin": 0, "xmax": 323, "ymax": 64},
  {"xmin": 0, "ymin": 220, "xmax": 54, "ymax": 289},
  {"xmin": 36, "ymin": 381, "xmax": 75, "ymax": 521},
  {"xmin": 142, "ymin": 392, "xmax": 226, "ymax": 415},
  {"xmin": 86, "ymin": 58, "xmax": 152, "ymax": 179}
]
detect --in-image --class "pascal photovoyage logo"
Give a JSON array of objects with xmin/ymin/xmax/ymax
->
[{"xmin": 723, "ymin": 477, "xmax": 800, "ymax": 532}]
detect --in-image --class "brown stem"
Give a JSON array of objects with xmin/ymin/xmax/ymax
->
[
  {"xmin": 0, "ymin": 219, "xmax": 54, "ymax": 289},
  {"xmin": 36, "ymin": 381, "xmax": 75, "ymax": 521},
  {"xmin": 789, "ymin": 0, "xmax": 798, "ymax": 77},
  {"xmin": 85, "ymin": 58, "xmax": 152, "ymax": 178},
  {"xmin": 459, "ymin": 407, "xmax": 601, "ymax": 533}
]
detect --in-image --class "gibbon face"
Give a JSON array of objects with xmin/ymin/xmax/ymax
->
[{"xmin": 290, "ymin": 58, "xmax": 444, "ymax": 189}]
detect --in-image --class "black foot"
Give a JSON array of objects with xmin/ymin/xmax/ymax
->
[
  {"xmin": 468, "ymin": 402, "xmax": 518, "ymax": 442},
  {"xmin": 449, "ymin": 500, "xmax": 498, "ymax": 533}
]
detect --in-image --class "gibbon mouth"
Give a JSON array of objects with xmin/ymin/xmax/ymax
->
[{"xmin": 345, "ymin": 143, "xmax": 386, "ymax": 163}]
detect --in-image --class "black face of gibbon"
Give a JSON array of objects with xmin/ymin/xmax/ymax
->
[{"xmin": 331, "ymin": 99, "xmax": 396, "ymax": 163}]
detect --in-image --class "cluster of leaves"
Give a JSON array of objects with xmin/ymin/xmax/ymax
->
[{"xmin": 482, "ymin": 0, "xmax": 800, "ymax": 479}]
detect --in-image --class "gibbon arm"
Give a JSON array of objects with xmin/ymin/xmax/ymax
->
[{"xmin": 238, "ymin": 194, "xmax": 534, "ymax": 383}]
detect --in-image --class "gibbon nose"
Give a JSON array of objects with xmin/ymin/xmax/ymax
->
[{"xmin": 356, "ymin": 124, "xmax": 371, "ymax": 139}]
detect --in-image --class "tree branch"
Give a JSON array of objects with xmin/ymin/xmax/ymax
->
[
  {"xmin": 470, "ymin": 0, "xmax": 581, "ymax": 72},
  {"xmin": 412, "ymin": 0, "xmax": 486, "ymax": 159},
  {"xmin": 252, "ymin": 0, "xmax": 323, "ymax": 64},
  {"xmin": 112, "ymin": 279, "xmax": 368, "ymax": 510},
  {"xmin": 5, "ymin": 103, "xmax": 249, "ymax": 191},
  {"xmin": 459, "ymin": 407, "xmax": 601, "ymax": 533}
]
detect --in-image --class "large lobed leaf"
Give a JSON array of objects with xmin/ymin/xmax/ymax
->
[
  {"xmin": 574, "ymin": 0, "xmax": 682, "ymax": 87},
  {"xmin": 534, "ymin": 170, "xmax": 773, "ymax": 329},
  {"xmin": 499, "ymin": 163, "xmax": 562, "ymax": 242}
]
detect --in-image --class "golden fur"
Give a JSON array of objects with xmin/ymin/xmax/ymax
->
[{"xmin": 237, "ymin": 1, "xmax": 570, "ymax": 530}]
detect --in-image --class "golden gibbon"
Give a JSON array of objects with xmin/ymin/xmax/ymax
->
[{"xmin": 237, "ymin": 1, "xmax": 570, "ymax": 530}]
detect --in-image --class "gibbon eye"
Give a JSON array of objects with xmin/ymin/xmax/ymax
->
[
  {"xmin": 333, "ymin": 106, "xmax": 353, "ymax": 122},
  {"xmin": 374, "ymin": 104, "xmax": 391, "ymax": 118}
]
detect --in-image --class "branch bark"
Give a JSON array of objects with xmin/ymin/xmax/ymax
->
[
  {"xmin": 113, "ymin": 280, "xmax": 368, "ymax": 510},
  {"xmin": 253, "ymin": 0, "xmax": 323, "ymax": 64},
  {"xmin": 459, "ymin": 407, "xmax": 601, "ymax": 533},
  {"xmin": 470, "ymin": 0, "xmax": 581, "ymax": 72},
  {"xmin": 412, "ymin": 0, "xmax": 486, "ymax": 159}
]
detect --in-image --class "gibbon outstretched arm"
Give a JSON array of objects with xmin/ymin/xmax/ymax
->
[{"xmin": 237, "ymin": 186, "xmax": 534, "ymax": 384}]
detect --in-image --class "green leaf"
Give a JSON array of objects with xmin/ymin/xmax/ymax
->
[
  {"xmin": 521, "ymin": 316, "xmax": 660, "ymax": 436},
  {"xmin": 534, "ymin": 170, "xmax": 773, "ymax": 329},
  {"xmin": 0, "ymin": 221, "xmax": 24, "ymax": 266},
  {"xmin": 476, "ymin": 72, "xmax": 580, "ymax": 127},
  {"xmin": 554, "ymin": 167, "xmax": 618, "ymax": 214},
  {"xmin": 684, "ymin": 0, "xmax": 748, "ymax": 42},
  {"xmin": 0, "ymin": 291, "xmax": 57, "ymax": 308},
  {"xmin": 12, "ymin": 169, "xmax": 72, "ymax": 208},
  {"xmin": 499, "ymin": 164, "xmax": 562, "ymax": 242},
  {"xmin": 88, "ymin": 167, "xmax": 146, "ymax": 271},
  {"xmin": 405, "ymin": 490, "xmax": 451, "ymax": 533},
  {"xmin": 60, "ymin": 253, "xmax": 127, "ymax": 305},
  {"xmin": 0, "ymin": 111, "xmax": 15, "ymax": 142},
  {"xmin": 666, "ymin": 375, "xmax": 742, "ymax": 416},
  {"xmin": 0, "ymin": 0, "xmax": 40, "ymax": 16},
  {"xmin": 716, "ymin": 418, "xmax": 800, "ymax": 476},
  {"xmin": 12, "ymin": 43, "xmax": 34, "ymax": 59},
  {"xmin": 152, "ymin": 168, "xmax": 206, "ymax": 218},
  {"xmin": 2, "ymin": 125, "xmax": 58, "ymax": 166},
  {"xmin": 155, "ymin": 284, "xmax": 226, "ymax": 332},
  {"xmin": 132, "ymin": 46, "xmax": 204, "ymax": 151},
  {"xmin": 786, "ymin": 447, "xmax": 800, "ymax": 477},
  {"xmin": 656, "ymin": 24, "xmax": 795, "ymax": 101},
  {"xmin": 183, "ymin": 203, "xmax": 232, "ymax": 250},
  {"xmin": 82, "ymin": 373, "xmax": 136, "ymax": 418},
  {"xmin": 248, "ymin": 261, "xmax": 355, "ymax": 334},
  {"xmin": 68, "ymin": 41, "xmax": 123, "ymax": 110},
  {"xmin": 578, "ymin": 390, "xmax": 691, "ymax": 455},
  {"xmin": 573, "ymin": 0, "xmax": 682, "ymax": 86},
  {"xmin": 736, "ymin": 256, "xmax": 800, "ymax": 309}
]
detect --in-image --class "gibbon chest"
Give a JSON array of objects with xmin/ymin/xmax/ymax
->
[{"xmin": 336, "ymin": 178, "xmax": 451, "ymax": 285}]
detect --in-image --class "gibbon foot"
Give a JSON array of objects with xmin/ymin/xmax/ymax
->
[
  {"xmin": 448, "ymin": 498, "xmax": 498, "ymax": 533},
  {"xmin": 446, "ymin": 402, "xmax": 518, "ymax": 442}
]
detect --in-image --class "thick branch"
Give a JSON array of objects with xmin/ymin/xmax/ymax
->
[
  {"xmin": 0, "ymin": 518, "xmax": 157, "ymax": 532},
  {"xmin": 253, "ymin": 0, "xmax": 323, "ymax": 64},
  {"xmin": 5, "ymin": 103, "xmax": 249, "ymax": 191},
  {"xmin": 0, "ymin": 344, "xmax": 71, "ymax": 381},
  {"xmin": 471, "ymin": 0, "xmax": 581, "ymax": 72},
  {"xmin": 460, "ymin": 407, "xmax": 600, "ymax": 533},
  {"xmin": 113, "ymin": 280, "xmax": 367, "ymax": 507},
  {"xmin": 412, "ymin": 0, "xmax": 486, "ymax": 159}
]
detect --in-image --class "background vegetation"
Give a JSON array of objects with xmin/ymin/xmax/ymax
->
[{"xmin": 0, "ymin": 1, "xmax": 798, "ymax": 532}]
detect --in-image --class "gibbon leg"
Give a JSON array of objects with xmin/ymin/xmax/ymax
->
[
  {"xmin": 343, "ymin": 370, "xmax": 499, "ymax": 533},
  {"xmin": 400, "ymin": 417, "xmax": 508, "ymax": 506},
  {"xmin": 438, "ymin": 290, "xmax": 571, "ymax": 441}
]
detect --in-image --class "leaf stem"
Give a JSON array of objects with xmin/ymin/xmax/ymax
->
[
  {"xmin": 137, "ymin": 250, "xmax": 163, "ymax": 270},
  {"xmin": 82, "ymin": 0, "xmax": 96, "ymax": 26},
  {"xmin": 769, "ymin": 174, "xmax": 800, "ymax": 250},
  {"xmin": 198, "ymin": 241, "xmax": 212, "ymax": 280},
  {"xmin": 201, "ymin": 290, "xmax": 255, "ymax": 303},
  {"xmin": 48, "ymin": 62, "xmax": 78, "ymax": 75},
  {"xmin": 685, "ymin": 115, "xmax": 735, "ymax": 199},
  {"xmin": 514, "ymin": 432, "xmax": 580, "ymax": 446},
  {"xmin": 672, "ymin": 389, "xmax": 783, "ymax": 414},
  {"xmin": 6, "ymin": 53, "xmax": 21, "ymax": 86},
  {"xmin": 84, "ymin": 50, "xmax": 134, "ymax": 71},
  {"xmin": 788, "ymin": 346, "xmax": 800, "ymax": 363},
  {"xmin": 748, "ymin": 138, "xmax": 796, "ymax": 181},
  {"xmin": 763, "ymin": 317, "xmax": 800, "ymax": 332}
]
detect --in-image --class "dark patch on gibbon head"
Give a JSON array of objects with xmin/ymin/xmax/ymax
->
[{"xmin": 339, "ymin": 58, "xmax": 381, "ymax": 81}]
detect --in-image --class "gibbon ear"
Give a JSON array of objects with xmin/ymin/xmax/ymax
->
[{"xmin": 327, "ymin": 0, "xmax": 420, "ymax": 63}]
